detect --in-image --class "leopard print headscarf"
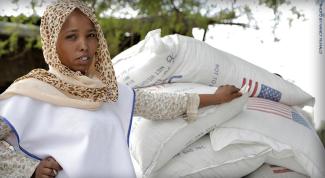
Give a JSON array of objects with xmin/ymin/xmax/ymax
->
[{"xmin": 14, "ymin": 0, "xmax": 118, "ymax": 103}]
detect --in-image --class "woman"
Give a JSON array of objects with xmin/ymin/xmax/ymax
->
[{"xmin": 0, "ymin": 0, "xmax": 241, "ymax": 177}]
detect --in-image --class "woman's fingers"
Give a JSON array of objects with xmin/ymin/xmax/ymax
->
[
  {"xmin": 219, "ymin": 84, "xmax": 240, "ymax": 92},
  {"xmin": 35, "ymin": 157, "xmax": 62, "ymax": 178},
  {"xmin": 46, "ymin": 157, "xmax": 62, "ymax": 171},
  {"xmin": 216, "ymin": 84, "xmax": 242, "ymax": 103},
  {"xmin": 39, "ymin": 175, "xmax": 52, "ymax": 178},
  {"xmin": 228, "ymin": 88, "xmax": 242, "ymax": 100},
  {"xmin": 40, "ymin": 167, "xmax": 56, "ymax": 177},
  {"xmin": 232, "ymin": 90, "xmax": 242, "ymax": 98},
  {"xmin": 231, "ymin": 87, "xmax": 240, "ymax": 94},
  {"xmin": 39, "ymin": 157, "xmax": 61, "ymax": 177},
  {"xmin": 223, "ymin": 85, "xmax": 241, "ymax": 94}
]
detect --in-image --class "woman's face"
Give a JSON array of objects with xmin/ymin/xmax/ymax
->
[{"xmin": 56, "ymin": 9, "xmax": 98, "ymax": 75}]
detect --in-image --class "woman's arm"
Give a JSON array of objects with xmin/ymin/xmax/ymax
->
[
  {"xmin": 0, "ymin": 120, "xmax": 62, "ymax": 178},
  {"xmin": 0, "ymin": 141, "xmax": 39, "ymax": 177},
  {"xmin": 134, "ymin": 85, "xmax": 241, "ymax": 121},
  {"xmin": 0, "ymin": 138, "xmax": 39, "ymax": 177},
  {"xmin": 133, "ymin": 89, "xmax": 197, "ymax": 120},
  {"xmin": 0, "ymin": 119, "xmax": 40, "ymax": 177}
]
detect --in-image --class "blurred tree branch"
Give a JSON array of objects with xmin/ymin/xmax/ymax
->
[{"xmin": 0, "ymin": 0, "xmax": 305, "ymax": 57}]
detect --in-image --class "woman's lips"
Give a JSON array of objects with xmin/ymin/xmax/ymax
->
[
  {"xmin": 80, "ymin": 56, "xmax": 89, "ymax": 61},
  {"xmin": 76, "ymin": 56, "xmax": 91, "ymax": 64}
]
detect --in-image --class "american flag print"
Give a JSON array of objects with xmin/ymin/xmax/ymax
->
[
  {"xmin": 247, "ymin": 97, "xmax": 311, "ymax": 129},
  {"xmin": 241, "ymin": 78, "xmax": 259, "ymax": 97},
  {"xmin": 257, "ymin": 84, "xmax": 282, "ymax": 102},
  {"xmin": 241, "ymin": 78, "xmax": 282, "ymax": 102}
]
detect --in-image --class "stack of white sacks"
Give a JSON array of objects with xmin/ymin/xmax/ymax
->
[{"xmin": 112, "ymin": 29, "xmax": 325, "ymax": 178}]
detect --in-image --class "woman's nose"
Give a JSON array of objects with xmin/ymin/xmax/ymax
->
[{"xmin": 79, "ymin": 38, "xmax": 88, "ymax": 51}]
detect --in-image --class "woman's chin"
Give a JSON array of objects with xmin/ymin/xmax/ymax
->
[{"xmin": 71, "ymin": 67, "xmax": 88, "ymax": 75}]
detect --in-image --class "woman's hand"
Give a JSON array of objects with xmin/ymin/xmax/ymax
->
[
  {"xmin": 32, "ymin": 156, "xmax": 62, "ymax": 178},
  {"xmin": 199, "ymin": 85, "xmax": 242, "ymax": 108}
]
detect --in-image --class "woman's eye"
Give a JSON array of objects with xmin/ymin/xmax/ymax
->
[
  {"xmin": 66, "ymin": 34, "xmax": 77, "ymax": 40},
  {"xmin": 88, "ymin": 33, "xmax": 97, "ymax": 38}
]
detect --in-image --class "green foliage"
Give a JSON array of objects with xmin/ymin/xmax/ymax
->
[
  {"xmin": 0, "ymin": 40, "xmax": 9, "ymax": 57},
  {"xmin": 0, "ymin": 14, "xmax": 40, "ymax": 57},
  {"xmin": 8, "ymin": 32, "xmax": 18, "ymax": 52},
  {"xmin": 0, "ymin": 0, "xmax": 304, "ymax": 58},
  {"xmin": 259, "ymin": 0, "xmax": 286, "ymax": 11}
]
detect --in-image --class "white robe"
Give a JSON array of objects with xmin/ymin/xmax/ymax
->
[{"xmin": 0, "ymin": 83, "xmax": 136, "ymax": 178}]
